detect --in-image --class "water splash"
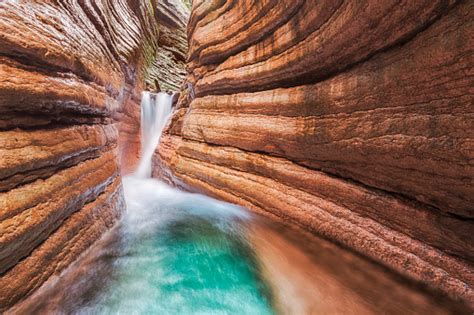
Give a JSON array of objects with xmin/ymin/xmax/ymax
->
[
  {"xmin": 79, "ymin": 177, "xmax": 272, "ymax": 315},
  {"xmin": 10, "ymin": 91, "xmax": 456, "ymax": 314},
  {"xmin": 135, "ymin": 91, "xmax": 173, "ymax": 178}
]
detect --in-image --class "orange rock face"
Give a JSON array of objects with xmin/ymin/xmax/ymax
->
[
  {"xmin": 155, "ymin": 0, "xmax": 474, "ymax": 307},
  {"xmin": 0, "ymin": 0, "xmax": 187, "ymax": 311}
]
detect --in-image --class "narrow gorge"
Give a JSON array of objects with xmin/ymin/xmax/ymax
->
[{"xmin": 0, "ymin": 0, "xmax": 473, "ymax": 314}]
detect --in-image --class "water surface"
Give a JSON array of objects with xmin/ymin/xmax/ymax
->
[
  {"xmin": 11, "ymin": 177, "xmax": 468, "ymax": 315},
  {"xmin": 12, "ymin": 177, "xmax": 274, "ymax": 314}
]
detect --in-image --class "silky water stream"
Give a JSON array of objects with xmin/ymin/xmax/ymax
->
[{"xmin": 11, "ymin": 92, "xmax": 468, "ymax": 315}]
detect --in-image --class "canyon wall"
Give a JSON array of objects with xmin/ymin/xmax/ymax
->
[
  {"xmin": 155, "ymin": 0, "xmax": 474, "ymax": 306},
  {"xmin": 146, "ymin": 0, "xmax": 189, "ymax": 92},
  {"xmin": 0, "ymin": 0, "xmax": 186, "ymax": 311}
]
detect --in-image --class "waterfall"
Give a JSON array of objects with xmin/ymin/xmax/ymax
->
[{"xmin": 135, "ymin": 91, "xmax": 173, "ymax": 178}]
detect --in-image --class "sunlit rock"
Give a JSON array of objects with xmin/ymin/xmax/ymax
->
[{"xmin": 155, "ymin": 0, "xmax": 474, "ymax": 307}]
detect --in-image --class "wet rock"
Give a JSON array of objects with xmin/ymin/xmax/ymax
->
[{"xmin": 171, "ymin": 92, "xmax": 181, "ymax": 107}]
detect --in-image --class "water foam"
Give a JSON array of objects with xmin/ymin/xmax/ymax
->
[{"xmin": 135, "ymin": 91, "xmax": 173, "ymax": 178}]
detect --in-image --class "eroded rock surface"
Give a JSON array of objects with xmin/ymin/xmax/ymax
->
[
  {"xmin": 0, "ymin": 0, "xmax": 186, "ymax": 311},
  {"xmin": 155, "ymin": 0, "xmax": 474, "ymax": 308},
  {"xmin": 146, "ymin": 0, "xmax": 189, "ymax": 92}
]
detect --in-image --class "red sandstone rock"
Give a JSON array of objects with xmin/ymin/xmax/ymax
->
[
  {"xmin": 155, "ymin": 0, "xmax": 474, "ymax": 309},
  {"xmin": 0, "ymin": 176, "xmax": 124, "ymax": 309},
  {"xmin": 249, "ymin": 223, "xmax": 470, "ymax": 314},
  {"xmin": 0, "ymin": 0, "xmax": 187, "ymax": 311},
  {"xmin": 193, "ymin": 0, "xmax": 459, "ymax": 95},
  {"xmin": 146, "ymin": 0, "xmax": 189, "ymax": 91},
  {"xmin": 155, "ymin": 135, "xmax": 474, "ymax": 304}
]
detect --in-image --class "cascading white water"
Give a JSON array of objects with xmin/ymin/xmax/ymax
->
[
  {"xmin": 14, "ymin": 90, "xmax": 443, "ymax": 315},
  {"xmin": 135, "ymin": 91, "xmax": 173, "ymax": 178}
]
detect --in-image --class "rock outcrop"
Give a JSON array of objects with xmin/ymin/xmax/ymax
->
[
  {"xmin": 0, "ymin": 0, "xmax": 187, "ymax": 311},
  {"xmin": 146, "ymin": 0, "xmax": 189, "ymax": 92},
  {"xmin": 155, "ymin": 0, "xmax": 474, "ymax": 307}
]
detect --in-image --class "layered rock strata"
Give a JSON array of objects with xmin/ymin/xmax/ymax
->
[
  {"xmin": 146, "ymin": 0, "xmax": 189, "ymax": 91},
  {"xmin": 155, "ymin": 0, "xmax": 474, "ymax": 307},
  {"xmin": 0, "ymin": 0, "xmax": 173, "ymax": 310}
]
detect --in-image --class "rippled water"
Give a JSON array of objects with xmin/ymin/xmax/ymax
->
[{"xmin": 14, "ymin": 177, "xmax": 275, "ymax": 314}]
